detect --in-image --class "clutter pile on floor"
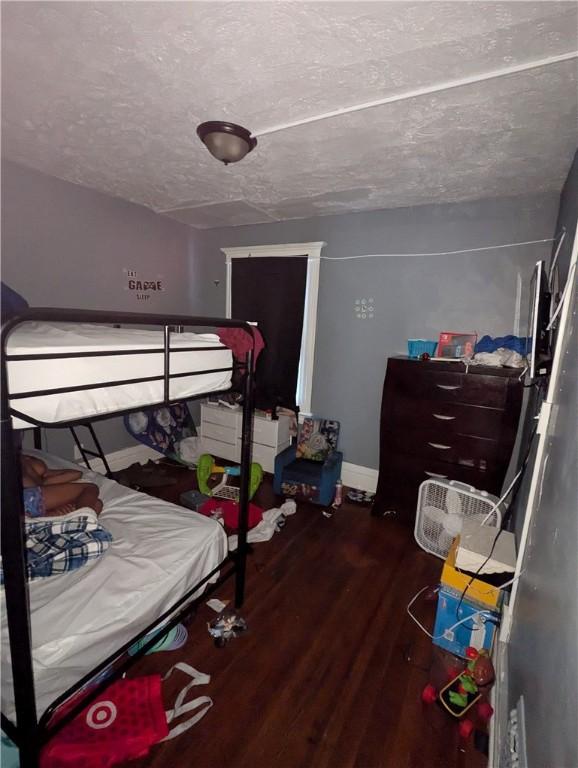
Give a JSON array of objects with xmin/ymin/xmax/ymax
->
[
  {"xmin": 207, "ymin": 608, "xmax": 248, "ymax": 648},
  {"xmin": 409, "ymin": 508, "xmax": 515, "ymax": 746},
  {"xmin": 227, "ymin": 499, "xmax": 296, "ymax": 550}
]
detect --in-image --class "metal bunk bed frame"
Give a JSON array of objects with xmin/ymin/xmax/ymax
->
[{"xmin": 1, "ymin": 308, "xmax": 257, "ymax": 768}]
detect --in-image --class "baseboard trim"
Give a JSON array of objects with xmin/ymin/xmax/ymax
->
[
  {"xmin": 74, "ymin": 444, "xmax": 161, "ymax": 474},
  {"xmin": 341, "ymin": 462, "xmax": 378, "ymax": 493}
]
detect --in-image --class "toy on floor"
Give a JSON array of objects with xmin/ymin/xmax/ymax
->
[
  {"xmin": 207, "ymin": 608, "xmax": 247, "ymax": 648},
  {"xmin": 421, "ymin": 647, "xmax": 495, "ymax": 739},
  {"xmin": 196, "ymin": 453, "xmax": 263, "ymax": 500},
  {"xmin": 346, "ymin": 488, "xmax": 375, "ymax": 505}
]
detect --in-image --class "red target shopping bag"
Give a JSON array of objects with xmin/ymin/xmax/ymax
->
[{"xmin": 41, "ymin": 663, "xmax": 212, "ymax": 768}]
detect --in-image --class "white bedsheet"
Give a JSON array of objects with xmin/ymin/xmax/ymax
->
[
  {"xmin": 1, "ymin": 450, "xmax": 228, "ymax": 720},
  {"xmin": 7, "ymin": 322, "xmax": 233, "ymax": 428}
]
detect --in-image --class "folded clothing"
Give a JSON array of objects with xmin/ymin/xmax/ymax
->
[
  {"xmin": 472, "ymin": 348, "xmax": 525, "ymax": 368},
  {"xmin": 0, "ymin": 509, "xmax": 112, "ymax": 582},
  {"xmin": 475, "ymin": 335, "xmax": 528, "ymax": 355}
]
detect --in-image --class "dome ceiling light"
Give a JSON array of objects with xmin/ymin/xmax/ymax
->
[{"xmin": 196, "ymin": 121, "xmax": 257, "ymax": 165}]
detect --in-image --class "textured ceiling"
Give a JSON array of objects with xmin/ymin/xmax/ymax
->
[{"xmin": 2, "ymin": 1, "xmax": 578, "ymax": 228}]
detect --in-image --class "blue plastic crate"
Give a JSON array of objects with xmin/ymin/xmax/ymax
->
[
  {"xmin": 407, "ymin": 339, "xmax": 438, "ymax": 358},
  {"xmin": 433, "ymin": 587, "xmax": 499, "ymax": 659}
]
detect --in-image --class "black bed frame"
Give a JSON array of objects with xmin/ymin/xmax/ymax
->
[{"xmin": 1, "ymin": 308, "xmax": 257, "ymax": 767}]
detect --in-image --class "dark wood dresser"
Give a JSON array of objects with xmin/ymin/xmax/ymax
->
[{"xmin": 371, "ymin": 357, "xmax": 523, "ymax": 523}]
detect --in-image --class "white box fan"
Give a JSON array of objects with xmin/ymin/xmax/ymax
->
[{"xmin": 415, "ymin": 479, "xmax": 501, "ymax": 559}]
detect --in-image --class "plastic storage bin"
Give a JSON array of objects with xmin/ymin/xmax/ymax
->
[
  {"xmin": 407, "ymin": 339, "xmax": 438, "ymax": 358},
  {"xmin": 433, "ymin": 586, "xmax": 499, "ymax": 658}
]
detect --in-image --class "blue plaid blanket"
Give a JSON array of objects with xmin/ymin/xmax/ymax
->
[{"xmin": 0, "ymin": 513, "xmax": 112, "ymax": 583}]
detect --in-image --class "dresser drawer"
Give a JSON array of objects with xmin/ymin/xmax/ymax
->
[
  {"xmin": 200, "ymin": 403, "xmax": 240, "ymax": 429},
  {"xmin": 391, "ymin": 367, "xmax": 508, "ymax": 408},
  {"xmin": 201, "ymin": 420, "xmax": 237, "ymax": 446},
  {"xmin": 394, "ymin": 427, "xmax": 505, "ymax": 470},
  {"xmin": 238, "ymin": 438, "xmax": 291, "ymax": 474},
  {"xmin": 390, "ymin": 400, "xmax": 504, "ymax": 440},
  {"xmin": 251, "ymin": 415, "xmax": 291, "ymax": 448},
  {"xmin": 373, "ymin": 453, "xmax": 500, "ymax": 521}
]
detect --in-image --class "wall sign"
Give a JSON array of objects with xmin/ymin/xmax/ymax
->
[{"xmin": 123, "ymin": 268, "xmax": 165, "ymax": 302}]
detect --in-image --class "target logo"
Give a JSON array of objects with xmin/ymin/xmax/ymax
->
[{"xmin": 86, "ymin": 700, "xmax": 117, "ymax": 729}]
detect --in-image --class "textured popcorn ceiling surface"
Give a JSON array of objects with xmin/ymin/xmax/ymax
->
[{"xmin": 2, "ymin": 1, "xmax": 577, "ymax": 228}]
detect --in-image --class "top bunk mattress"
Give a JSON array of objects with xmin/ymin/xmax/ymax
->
[
  {"xmin": 6, "ymin": 322, "xmax": 233, "ymax": 428},
  {"xmin": 1, "ymin": 449, "xmax": 228, "ymax": 720}
]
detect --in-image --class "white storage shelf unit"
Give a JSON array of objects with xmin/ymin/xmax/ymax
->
[{"xmin": 200, "ymin": 402, "xmax": 291, "ymax": 474}]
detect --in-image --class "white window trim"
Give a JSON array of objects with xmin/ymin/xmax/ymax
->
[{"xmin": 221, "ymin": 241, "xmax": 325, "ymax": 416}]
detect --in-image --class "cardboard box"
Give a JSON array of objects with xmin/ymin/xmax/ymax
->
[
  {"xmin": 441, "ymin": 538, "xmax": 502, "ymax": 609},
  {"xmin": 433, "ymin": 587, "xmax": 499, "ymax": 659}
]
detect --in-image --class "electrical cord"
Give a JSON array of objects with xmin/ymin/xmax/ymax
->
[
  {"xmin": 405, "ymin": 573, "xmax": 524, "ymax": 641},
  {"xmin": 406, "ymin": 585, "xmax": 495, "ymax": 640},
  {"xmin": 479, "ymin": 468, "xmax": 524, "ymax": 526},
  {"xmin": 454, "ymin": 418, "xmax": 539, "ymax": 624}
]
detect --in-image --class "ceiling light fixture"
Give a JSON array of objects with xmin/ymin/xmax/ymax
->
[{"xmin": 196, "ymin": 121, "xmax": 257, "ymax": 165}]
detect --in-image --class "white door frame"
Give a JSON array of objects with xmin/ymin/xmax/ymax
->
[{"xmin": 221, "ymin": 241, "xmax": 325, "ymax": 415}]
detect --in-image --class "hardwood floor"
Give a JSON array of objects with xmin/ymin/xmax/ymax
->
[{"xmin": 127, "ymin": 468, "xmax": 488, "ymax": 768}]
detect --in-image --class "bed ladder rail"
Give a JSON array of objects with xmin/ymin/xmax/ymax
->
[{"xmin": 69, "ymin": 423, "xmax": 113, "ymax": 477}]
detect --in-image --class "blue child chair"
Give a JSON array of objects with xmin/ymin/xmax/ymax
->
[{"xmin": 273, "ymin": 418, "xmax": 343, "ymax": 506}]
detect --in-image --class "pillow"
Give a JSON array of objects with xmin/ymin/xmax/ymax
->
[{"xmin": 295, "ymin": 418, "xmax": 340, "ymax": 462}]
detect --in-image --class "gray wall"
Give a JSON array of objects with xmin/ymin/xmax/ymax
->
[
  {"xmin": 507, "ymin": 264, "xmax": 577, "ymax": 767},
  {"xmin": 191, "ymin": 193, "xmax": 559, "ymax": 469},
  {"xmin": 1, "ymin": 160, "xmax": 191, "ymax": 456},
  {"xmin": 505, "ymin": 150, "xmax": 578, "ymax": 767},
  {"xmin": 0, "ymin": 160, "xmax": 563, "ymax": 470}
]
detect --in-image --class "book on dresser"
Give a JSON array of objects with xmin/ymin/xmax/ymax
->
[
  {"xmin": 371, "ymin": 357, "xmax": 523, "ymax": 523},
  {"xmin": 200, "ymin": 401, "xmax": 292, "ymax": 474}
]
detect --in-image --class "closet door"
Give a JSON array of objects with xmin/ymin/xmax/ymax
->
[{"xmin": 231, "ymin": 256, "xmax": 307, "ymax": 411}]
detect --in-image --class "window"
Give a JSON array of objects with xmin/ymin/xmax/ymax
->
[{"xmin": 222, "ymin": 242, "xmax": 325, "ymax": 415}]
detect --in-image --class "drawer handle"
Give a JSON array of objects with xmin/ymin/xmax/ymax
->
[
  {"xmin": 428, "ymin": 442, "xmax": 452, "ymax": 450},
  {"xmin": 436, "ymin": 384, "xmax": 461, "ymax": 391},
  {"xmin": 432, "ymin": 413, "xmax": 456, "ymax": 421},
  {"xmin": 425, "ymin": 471, "xmax": 448, "ymax": 479}
]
